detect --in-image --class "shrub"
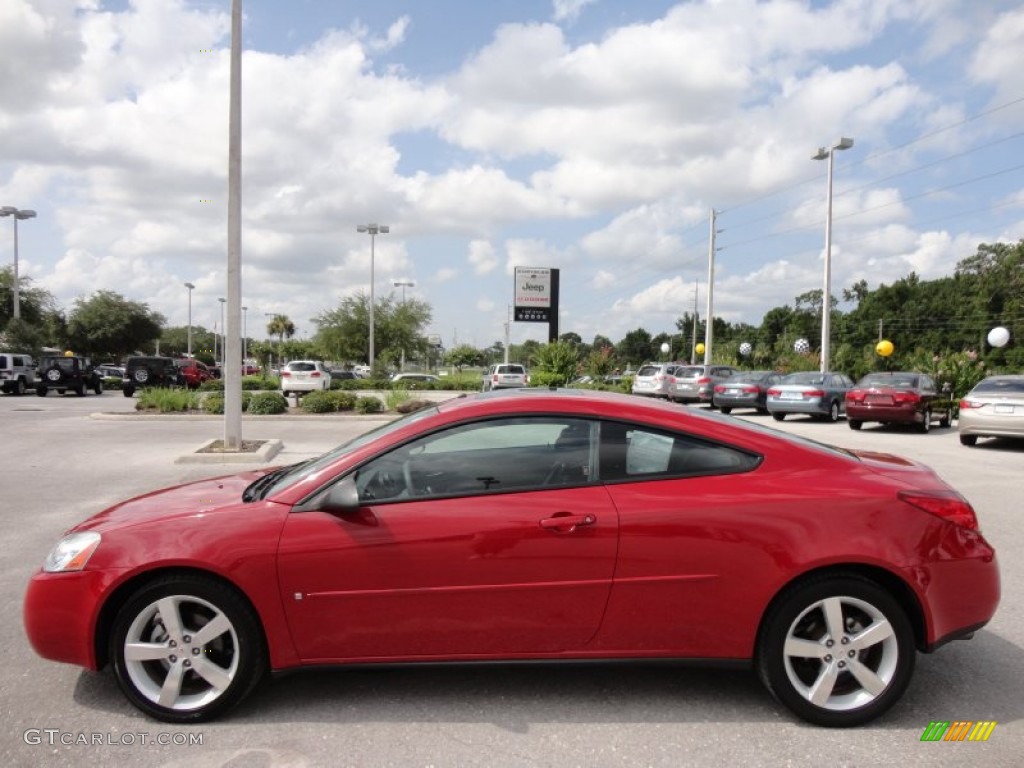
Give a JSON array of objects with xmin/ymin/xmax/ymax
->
[
  {"xmin": 385, "ymin": 387, "xmax": 410, "ymax": 411},
  {"xmin": 199, "ymin": 379, "xmax": 223, "ymax": 392},
  {"xmin": 331, "ymin": 391, "xmax": 357, "ymax": 411},
  {"xmin": 248, "ymin": 391, "xmax": 288, "ymax": 415},
  {"xmin": 355, "ymin": 395, "xmax": 384, "ymax": 414},
  {"xmin": 300, "ymin": 390, "xmax": 337, "ymax": 414},
  {"xmin": 331, "ymin": 378, "xmax": 365, "ymax": 391},
  {"xmin": 135, "ymin": 388, "xmax": 203, "ymax": 413},
  {"xmin": 202, "ymin": 393, "xmax": 224, "ymax": 414}
]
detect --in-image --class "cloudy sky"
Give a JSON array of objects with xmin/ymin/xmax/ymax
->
[{"xmin": 1, "ymin": 0, "xmax": 1022, "ymax": 351}]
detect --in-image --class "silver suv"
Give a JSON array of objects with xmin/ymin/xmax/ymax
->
[
  {"xmin": 482, "ymin": 363, "xmax": 528, "ymax": 391},
  {"xmin": 631, "ymin": 362, "xmax": 685, "ymax": 398},
  {"xmin": 669, "ymin": 365, "xmax": 738, "ymax": 404},
  {"xmin": 0, "ymin": 352, "xmax": 37, "ymax": 395}
]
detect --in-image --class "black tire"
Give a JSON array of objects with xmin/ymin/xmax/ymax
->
[
  {"xmin": 848, "ymin": 420, "xmax": 862, "ymax": 431},
  {"xmin": 36, "ymin": 386, "xmax": 47, "ymax": 397},
  {"xmin": 45, "ymin": 366, "xmax": 63, "ymax": 383},
  {"xmin": 938, "ymin": 410, "xmax": 951, "ymax": 428},
  {"xmin": 57, "ymin": 389, "xmax": 66, "ymax": 395},
  {"xmin": 76, "ymin": 383, "xmax": 86, "ymax": 397},
  {"xmin": 109, "ymin": 575, "xmax": 267, "ymax": 724},
  {"xmin": 133, "ymin": 368, "xmax": 150, "ymax": 384},
  {"xmin": 772, "ymin": 412, "xmax": 785, "ymax": 422},
  {"xmin": 720, "ymin": 406, "xmax": 732, "ymax": 415},
  {"xmin": 828, "ymin": 401, "xmax": 840, "ymax": 423},
  {"xmin": 757, "ymin": 407, "xmax": 769, "ymax": 416},
  {"xmin": 757, "ymin": 574, "xmax": 915, "ymax": 727},
  {"xmin": 959, "ymin": 434, "xmax": 977, "ymax": 447},
  {"xmin": 15, "ymin": 378, "xmax": 26, "ymax": 396},
  {"xmin": 123, "ymin": 385, "xmax": 135, "ymax": 398},
  {"xmin": 94, "ymin": 379, "xmax": 104, "ymax": 395},
  {"xmin": 918, "ymin": 410, "xmax": 931, "ymax": 434}
]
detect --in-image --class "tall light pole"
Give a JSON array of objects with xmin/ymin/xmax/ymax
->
[
  {"xmin": 356, "ymin": 223, "xmax": 389, "ymax": 372},
  {"xmin": 394, "ymin": 280, "xmax": 414, "ymax": 371},
  {"xmin": 218, "ymin": 297, "xmax": 226, "ymax": 364},
  {"xmin": 1, "ymin": 206, "xmax": 36, "ymax": 320},
  {"xmin": 812, "ymin": 137, "xmax": 854, "ymax": 374},
  {"xmin": 184, "ymin": 282, "xmax": 195, "ymax": 358},
  {"xmin": 241, "ymin": 305, "xmax": 248, "ymax": 368}
]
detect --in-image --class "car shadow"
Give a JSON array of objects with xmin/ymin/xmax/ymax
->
[{"xmin": 72, "ymin": 629, "xmax": 1023, "ymax": 728}]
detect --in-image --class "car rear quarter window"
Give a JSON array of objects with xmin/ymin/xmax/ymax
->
[
  {"xmin": 973, "ymin": 378, "xmax": 1024, "ymax": 394},
  {"xmin": 599, "ymin": 421, "xmax": 761, "ymax": 481}
]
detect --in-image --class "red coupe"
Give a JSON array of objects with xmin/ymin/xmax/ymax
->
[{"xmin": 24, "ymin": 390, "xmax": 999, "ymax": 726}]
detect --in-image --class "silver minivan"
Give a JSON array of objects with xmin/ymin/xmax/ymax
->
[
  {"xmin": 482, "ymin": 364, "xmax": 528, "ymax": 391},
  {"xmin": 0, "ymin": 352, "xmax": 37, "ymax": 395}
]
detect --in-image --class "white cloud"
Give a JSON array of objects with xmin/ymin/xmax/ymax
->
[
  {"xmin": 552, "ymin": 0, "xmax": 596, "ymax": 24},
  {"xmin": 468, "ymin": 239, "xmax": 498, "ymax": 274}
]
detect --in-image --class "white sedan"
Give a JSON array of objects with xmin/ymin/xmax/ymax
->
[{"xmin": 280, "ymin": 361, "xmax": 332, "ymax": 395}]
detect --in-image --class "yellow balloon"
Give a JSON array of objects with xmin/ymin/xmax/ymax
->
[
  {"xmin": 876, "ymin": 340, "xmax": 894, "ymax": 357},
  {"xmin": 695, "ymin": 343, "xmax": 706, "ymax": 355},
  {"xmin": 64, "ymin": 350, "xmax": 75, "ymax": 357}
]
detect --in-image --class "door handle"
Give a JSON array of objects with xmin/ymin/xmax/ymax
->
[{"xmin": 539, "ymin": 513, "xmax": 596, "ymax": 532}]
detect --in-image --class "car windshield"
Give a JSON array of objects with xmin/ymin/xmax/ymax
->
[
  {"xmin": 636, "ymin": 366, "xmax": 661, "ymax": 376},
  {"xmin": 783, "ymin": 372, "xmax": 825, "ymax": 385},
  {"xmin": 731, "ymin": 372, "xmax": 770, "ymax": 383},
  {"xmin": 263, "ymin": 405, "xmax": 441, "ymax": 497},
  {"xmin": 677, "ymin": 367, "xmax": 703, "ymax": 377},
  {"xmin": 287, "ymin": 363, "xmax": 317, "ymax": 372}
]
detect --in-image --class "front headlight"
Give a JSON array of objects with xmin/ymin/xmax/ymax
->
[{"xmin": 43, "ymin": 531, "xmax": 102, "ymax": 573}]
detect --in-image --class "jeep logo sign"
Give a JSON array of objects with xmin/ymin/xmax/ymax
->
[{"xmin": 514, "ymin": 267, "xmax": 551, "ymax": 308}]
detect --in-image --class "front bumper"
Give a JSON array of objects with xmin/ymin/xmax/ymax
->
[{"xmin": 24, "ymin": 568, "xmax": 123, "ymax": 670}]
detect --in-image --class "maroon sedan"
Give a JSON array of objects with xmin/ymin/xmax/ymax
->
[
  {"xmin": 846, "ymin": 371, "xmax": 953, "ymax": 432},
  {"xmin": 24, "ymin": 390, "xmax": 998, "ymax": 726}
]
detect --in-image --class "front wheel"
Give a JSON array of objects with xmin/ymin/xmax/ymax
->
[
  {"xmin": 772, "ymin": 412, "xmax": 785, "ymax": 422},
  {"xmin": 94, "ymin": 380, "xmax": 104, "ymax": 395},
  {"xmin": 918, "ymin": 410, "xmax": 932, "ymax": 434},
  {"xmin": 110, "ymin": 575, "xmax": 267, "ymax": 723},
  {"xmin": 828, "ymin": 401, "xmax": 840, "ymax": 423},
  {"xmin": 719, "ymin": 406, "xmax": 732, "ymax": 415},
  {"xmin": 757, "ymin": 575, "xmax": 915, "ymax": 727}
]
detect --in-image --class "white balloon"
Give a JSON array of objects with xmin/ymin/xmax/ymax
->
[
  {"xmin": 987, "ymin": 326, "xmax": 1010, "ymax": 348},
  {"xmin": 739, "ymin": 342, "xmax": 752, "ymax": 356},
  {"xmin": 794, "ymin": 338, "xmax": 810, "ymax": 354}
]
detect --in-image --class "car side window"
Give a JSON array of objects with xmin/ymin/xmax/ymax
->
[
  {"xmin": 354, "ymin": 417, "xmax": 596, "ymax": 502},
  {"xmin": 599, "ymin": 421, "xmax": 760, "ymax": 482}
]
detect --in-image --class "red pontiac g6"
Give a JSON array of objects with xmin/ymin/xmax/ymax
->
[{"xmin": 24, "ymin": 390, "xmax": 999, "ymax": 726}]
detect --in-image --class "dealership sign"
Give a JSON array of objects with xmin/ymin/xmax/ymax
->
[{"xmin": 514, "ymin": 267, "xmax": 553, "ymax": 322}]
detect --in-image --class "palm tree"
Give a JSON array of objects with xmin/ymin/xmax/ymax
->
[{"xmin": 266, "ymin": 314, "xmax": 296, "ymax": 346}]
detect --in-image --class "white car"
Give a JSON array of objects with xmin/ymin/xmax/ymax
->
[{"xmin": 280, "ymin": 360, "xmax": 332, "ymax": 396}]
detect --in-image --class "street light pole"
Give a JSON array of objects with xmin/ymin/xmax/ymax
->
[
  {"xmin": 242, "ymin": 306, "xmax": 248, "ymax": 369},
  {"xmin": 393, "ymin": 280, "xmax": 414, "ymax": 371},
  {"xmin": 218, "ymin": 297, "xmax": 226, "ymax": 365},
  {"xmin": 184, "ymin": 282, "xmax": 195, "ymax": 358},
  {"xmin": 812, "ymin": 137, "xmax": 854, "ymax": 374},
  {"xmin": 1, "ymin": 206, "xmax": 37, "ymax": 321},
  {"xmin": 356, "ymin": 223, "xmax": 389, "ymax": 372}
]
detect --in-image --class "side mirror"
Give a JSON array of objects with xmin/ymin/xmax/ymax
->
[{"xmin": 310, "ymin": 475, "xmax": 362, "ymax": 514}]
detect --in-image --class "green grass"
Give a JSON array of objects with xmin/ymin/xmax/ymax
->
[{"xmin": 135, "ymin": 388, "xmax": 203, "ymax": 413}]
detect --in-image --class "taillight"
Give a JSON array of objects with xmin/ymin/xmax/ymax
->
[
  {"xmin": 892, "ymin": 391, "xmax": 921, "ymax": 405},
  {"xmin": 767, "ymin": 388, "xmax": 781, "ymax": 396},
  {"xmin": 743, "ymin": 386, "xmax": 760, "ymax": 394},
  {"xmin": 697, "ymin": 377, "xmax": 711, "ymax": 384},
  {"xmin": 846, "ymin": 390, "xmax": 865, "ymax": 403},
  {"xmin": 898, "ymin": 490, "xmax": 978, "ymax": 531},
  {"xmin": 959, "ymin": 399, "xmax": 981, "ymax": 410},
  {"xmin": 714, "ymin": 384, "xmax": 726, "ymax": 393},
  {"xmin": 311, "ymin": 371, "xmax": 321, "ymax": 377},
  {"xmin": 804, "ymin": 389, "xmax": 825, "ymax": 398},
  {"xmin": 281, "ymin": 371, "xmax": 292, "ymax": 378}
]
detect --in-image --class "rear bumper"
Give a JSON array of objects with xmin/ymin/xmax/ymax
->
[
  {"xmin": 846, "ymin": 404, "xmax": 920, "ymax": 423},
  {"xmin": 767, "ymin": 399, "xmax": 826, "ymax": 415}
]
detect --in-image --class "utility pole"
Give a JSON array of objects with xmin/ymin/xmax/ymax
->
[
  {"xmin": 691, "ymin": 280, "xmax": 699, "ymax": 365},
  {"xmin": 504, "ymin": 305, "xmax": 511, "ymax": 364}
]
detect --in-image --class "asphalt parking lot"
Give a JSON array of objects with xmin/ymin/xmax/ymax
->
[{"xmin": 1, "ymin": 391, "xmax": 1021, "ymax": 767}]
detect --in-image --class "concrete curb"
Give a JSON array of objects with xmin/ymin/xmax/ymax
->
[{"xmin": 174, "ymin": 438, "xmax": 285, "ymax": 465}]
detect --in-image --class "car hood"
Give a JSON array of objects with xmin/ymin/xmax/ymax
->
[{"xmin": 70, "ymin": 470, "xmax": 271, "ymax": 534}]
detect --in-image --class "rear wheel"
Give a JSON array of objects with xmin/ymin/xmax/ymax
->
[
  {"xmin": 720, "ymin": 406, "xmax": 732, "ymax": 415},
  {"xmin": 828, "ymin": 401, "xmax": 840, "ymax": 423},
  {"xmin": 848, "ymin": 420, "xmax": 862, "ymax": 431},
  {"xmin": 938, "ymin": 409, "xmax": 951, "ymax": 428},
  {"xmin": 123, "ymin": 385, "xmax": 135, "ymax": 398},
  {"xmin": 94, "ymin": 379, "xmax": 104, "ymax": 395},
  {"xmin": 15, "ymin": 378, "xmax": 26, "ymax": 396},
  {"xmin": 959, "ymin": 434, "xmax": 977, "ymax": 447},
  {"xmin": 757, "ymin": 574, "xmax": 915, "ymax": 727},
  {"xmin": 76, "ymin": 383, "xmax": 86, "ymax": 396},
  {"xmin": 772, "ymin": 412, "xmax": 785, "ymax": 422},
  {"xmin": 36, "ymin": 387, "xmax": 47, "ymax": 397},
  {"xmin": 918, "ymin": 410, "xmax": 932, "ymax": 434},
  {"xmin": 110, "ymin": 575, "xmax": 267, "ymax": 723}
]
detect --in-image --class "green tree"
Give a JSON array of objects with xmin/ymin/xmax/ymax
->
[
  {"xmin": 530, "ymin": 340, "xmax": 580, "ymax": 386},
  {"xmin": 445, "ymin": 344, "xmax": 483, "ymax": 371},
  {"xmin": 313, "ymin": 291, "xmax": 432, "ymax": 367},
  {"xmin": 266, "ymin": 314, "xmax": 296, "ymax": 346},
  {"xmin": 617, "ymin": 328, "xmax": 653, "ymax": 367},
  {"xmin": 66, "ymin": 290, "xmax": 164, "ymax": 359},
  {"xmin": 0, "ymin": 266, "xmax": 58, "ymax": 329}
]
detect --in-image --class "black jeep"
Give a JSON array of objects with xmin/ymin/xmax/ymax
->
[
  {"xmin": 122, "ymin": 356, "xmax": 183, "ymax": 397},
  {"xmin": 36, "ymin": 355, "xmax": 104, "ymax": 397}
]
